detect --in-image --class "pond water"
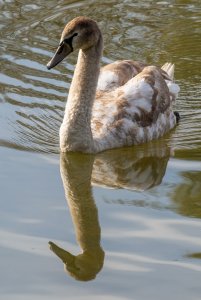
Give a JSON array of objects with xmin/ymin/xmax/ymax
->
[{"xmin": 0, "ymin": 0, "xmax": 201, "ymax": 299}]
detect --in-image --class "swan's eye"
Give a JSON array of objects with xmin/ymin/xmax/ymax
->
[
  {"xmin": 61, "ymin": 33, "xmax": 78, "ymax": 51},
  {"xmin": 64, "ymin": 33, "xmax": 78, "ymax": 44}
]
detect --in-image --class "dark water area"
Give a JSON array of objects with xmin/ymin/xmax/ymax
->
[{"xmin": 0, "ymin": 1, "xmax": 201, "ymax": 299}]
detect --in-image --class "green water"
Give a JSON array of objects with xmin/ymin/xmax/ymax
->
[{"xmin": 0, "ymin": 0, "xmax": 201, "ymax": 299}]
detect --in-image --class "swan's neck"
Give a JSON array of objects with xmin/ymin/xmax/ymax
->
[{"xmin": 60, "ymin": 36, "xmax": 103, "ymax": 153}]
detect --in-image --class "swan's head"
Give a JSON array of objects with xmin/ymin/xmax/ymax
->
[{"xmin": 47, "ymin": 16, "xmax": 101, "ymax": 70}]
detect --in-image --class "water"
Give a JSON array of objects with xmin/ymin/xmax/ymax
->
[{"xmin": 0, "ymin": 0, "xmax": 201, "ymax": 299}]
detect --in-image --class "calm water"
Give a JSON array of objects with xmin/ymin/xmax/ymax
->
[{"xmin": 0, "ymin": 0, "xmax": 201, "ymax": 299}]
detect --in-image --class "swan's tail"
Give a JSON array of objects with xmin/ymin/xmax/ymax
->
[
  {"xmin": 161, "ymin": 62, "xmax": 175, "ymax": 80},
  {"xmin": 161, "ymin": 62, "xmax": 180, "ymax": 106}
]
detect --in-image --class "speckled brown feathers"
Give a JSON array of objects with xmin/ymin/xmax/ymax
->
[
  {"xmin": 91, "ymin": 65, "xmax": 178, "ymax": 151},
  {"xmin": 98, "ymin": 60, "xmax": 147, "ymax": 90}
]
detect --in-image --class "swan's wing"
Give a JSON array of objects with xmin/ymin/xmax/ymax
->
[
  {"xmin": 119, "ymin": 65, "xmax": 180, "ymax": 126},
  {"xmin": 92, "ymin": 66, "xmax": 180, "ymax": 150},
  {"xmin": 97, "ymin": 60, "xmax": 146, "ymax": 92},
  {"xmin": 126, "ymin": 66, "xmax": 167, "ymax": 112}
]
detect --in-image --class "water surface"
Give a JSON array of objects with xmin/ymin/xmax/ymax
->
[{"xmin": 0, "ymin": 0, "xmax": 201, "ymax": 299}]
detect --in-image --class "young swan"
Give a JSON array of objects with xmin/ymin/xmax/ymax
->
[{"xmin": 47, "ymin": 16, "xmax": 180, "ymax": 153}]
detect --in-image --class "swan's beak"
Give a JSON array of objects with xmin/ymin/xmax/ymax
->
[
  {"xmin": 47, "ymin": 42, "xmax": 72, "ymax": 70},
  {"xmin": 49, "ymin": 241, "xmax": 75, "ymax": 264}
]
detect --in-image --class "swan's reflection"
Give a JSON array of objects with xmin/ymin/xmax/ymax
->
[
  {"xmin": 171, "ymin": 171, "xmax": 201, "ymax": 218},
  {"xmin": 91, "ymin": 141, "xmax": 171, "ymax": 190},
  {"xmin": 186, "ymin": 253, "xmax": 201, "ymax": 259},
  {"xmin": 49, "ymin": 141, "xmax": 171, "ymax": 281},
  {"xmin": 49, "ymin": 153, "xmax": 104, "ymax": 281}
]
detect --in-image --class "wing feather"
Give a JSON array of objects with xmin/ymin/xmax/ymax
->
[
  {"xmin": 92, "ymin": 65, "xmax": 178, "ymax": 151},
  {"xmin": 97, "ymin": 60, "xmax": 146, "ymax": 92}
]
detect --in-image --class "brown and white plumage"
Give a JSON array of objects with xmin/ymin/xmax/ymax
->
[
  {"xmin": 97, "ymin": 60, "xmax": 147, "ymax": 91},
  {"xmin": 47, "ymin": 16, "xmax": 180, "ymax": 153}
]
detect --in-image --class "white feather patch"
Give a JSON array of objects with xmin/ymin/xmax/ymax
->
[
  {"xmin": 166, "ymin": 81, "xmax": 180, "ymax": 95},
  {"xmin": 97, "ymin": 70, "xmax": 119, "ymax": 91},
  {"xmin": 123, "ymin": 78, "xmax": 153, "ymax": 102},
  {"xmin": 133, "ymin": 98, "xmax": 152, "ymax": 112}
]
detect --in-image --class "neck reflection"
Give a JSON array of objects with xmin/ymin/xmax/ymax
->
[{"xmin": 49, "ymin": 153, "xmax": 104, "ymax": 281}]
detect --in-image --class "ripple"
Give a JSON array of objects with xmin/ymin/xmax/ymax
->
[
  {"xmin": 108, "ymin": 251, "xmax": 201, "ymax": 272},
  {"xmin": 0, "ymin": 0, "xmax": 200, "ymax": 156}
]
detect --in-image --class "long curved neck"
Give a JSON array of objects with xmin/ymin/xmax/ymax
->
[{"xmin": 60, "ymin": 35, "xmax": 103, "ymax": 153}]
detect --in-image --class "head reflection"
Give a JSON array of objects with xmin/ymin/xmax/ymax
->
[{"xmin": 49, "ymin": 141, "xmax": 171, "ymax": 281}]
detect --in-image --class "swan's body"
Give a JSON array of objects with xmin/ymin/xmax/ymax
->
[{"xmin": 47, "ymin": 17, "xmax": 180, "ymax": 153}]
